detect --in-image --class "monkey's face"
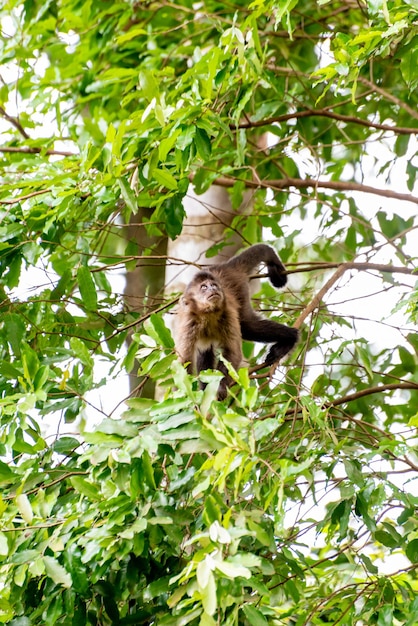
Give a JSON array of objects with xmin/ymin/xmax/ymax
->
[
  {"xmin": 183, "ymin": 275, "xmax": 225, "ymax": 314},
  {"xmin": 197, "ymin": 279, "xmax": 224, "ymax": 311}
]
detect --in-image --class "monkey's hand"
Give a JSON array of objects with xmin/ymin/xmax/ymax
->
[{"xmin": 264, "ymin": 328, "xmax": 299, "ymax": 366}]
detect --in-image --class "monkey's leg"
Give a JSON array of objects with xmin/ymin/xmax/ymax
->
[
  {"xmin": 216, "ymin": 345, "xmax": 242, "ymax": 400},
  {"xmin": 216, "ymin": 362, "xmax": 234, "ymax": 400},
  {"xmin": 196, "ymin": 348, "xmax": 232, "ymax": 400},
  {"xmin": 196, "ymin": 348, "xmax": 216, "ymax": 373},
  {"xmin": 241, "ymin": 318, "xmax": 299, "ymax": 365}
]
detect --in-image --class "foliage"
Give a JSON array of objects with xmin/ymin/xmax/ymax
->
[{"xmin": 0, "ymin": 0, "xmax": 418, "ymax": 624}]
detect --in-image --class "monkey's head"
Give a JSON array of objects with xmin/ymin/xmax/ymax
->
[{"xmin": 182, "ymin": 271, "xmax": 225, "ymax": 313}]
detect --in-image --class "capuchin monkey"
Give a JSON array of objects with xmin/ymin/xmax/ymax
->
[{"xmin": 174, "ymin": 244, "xmax": 299, "ymax": 399}]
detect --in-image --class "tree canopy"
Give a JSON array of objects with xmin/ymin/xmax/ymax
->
[{"xmin": 0, "ymin": 0, "xmax": 418, "ymax": 624}]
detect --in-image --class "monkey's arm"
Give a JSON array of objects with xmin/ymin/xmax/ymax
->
[
  {"xmin": 241, "ymin": 317, "xmax": 299, "ymax": 365},
  {"xmin": 174, "ymin": 313, "xmax": 195, "ymax": 371},
  {"xmin": 221, "ymin": 244, "xmax": 287, "ymax": 288},
  {"xmin": 176, "ymin": 343, "xmax": 194, "ymax": 372}
]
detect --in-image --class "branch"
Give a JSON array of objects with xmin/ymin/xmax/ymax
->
[
  {"xmin": 0, "ymin": 106, "xmax": 30, "ymax": 139},
  {"xmin": 237, "ymin": 108, "xmax": 418, "ymax": 136},
  {"xmin": 103, "ymin": 295, "xmax": 180, "ymax": 344},
  {"xmin": 0, "ymin": 146, "xmax": 77, "ymax": 157},
  {"xmin": 358, "ymin": 76, "xmax": 418, "ymax": 121},
  {"xmin": 0, "ymin": 189, "xmax": 52, "ymax": 205},
  {"xmin": 293, "ymin": 260, "xmax": 417, "ymax": 329},
  {"xmin": 325, "ymin": 382, "xmax": 418, "ymax": 408},
  {"xmin": 294, "ymin": 265, "xmax": 346, "ymax": 329},
  {"xmin": 288, "ymin": 261, "xmax": 417, "ymax": 277},
  {"xmin": 210, "ymin": 174, "xmax": 418, "ymax": 206}
]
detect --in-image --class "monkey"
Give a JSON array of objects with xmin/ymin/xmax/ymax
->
[{"xmin": 174, "ymin": 244, "xmax": 299, "ymax": 399}]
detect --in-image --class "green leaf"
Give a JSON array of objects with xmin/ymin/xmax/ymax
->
[
  {"xmin": 242, "ymin": 605, "xmax": 269, "ymax": 626},
  {"xmin": 359, "ymin": 553, "xmax": 378, "ymax": 574},
  {"xmin": 11, "ymin": 550, "xmax": 40, "ymax": 565},
  {"xmin": 160, "ymin": 195, "xmax": 186, "ymax": 239},
  {"xmin": 52, "ymin": 436, "xmax": 81, "ymax": 456},
  {"xmin": 215, "ymin": 560, "xmax": 251, "ymax": 579},
  {"xmin": 43, "ymin": 556, "xmax": 72, "ymax": 588},
  {"xmin": 153, "ymin": 168, "xmax": 178, "ymax": 190},
  {"xmin": 70, "ymin": 337, "xmax": 94, "ymax": 368},
  {"xmin": 0, "ymin": 532, "xmax": 9, "ymax": 556},
  {"xmin": 4, "ymin": 253, "xmax": 22, "ymax": 288},
  {"xmin": 50, "ymin": 269, "xmax": 73, "ymax": 301},
  {"xmin": 200, "ymin": 570, "xmax": 217, "ymax": 615},
  {"xmin": 377, "ymin": 605, "xmax": 393, "ymax": 626},
  {"xmin": 34, "ymin": 364, "xmax": 49, "ymax": 392},
  {"xmin": 345, "ymin": 225, "xmax": 356, "ymax": 251},
  {"xmin": 139, "ymin": 70, "xmax": 160, "ymax": 102},
  {"xmin": 139, "ymin": 451, "xmax": 157, "ymax": 490},
  {"xmin": 177, "ymin": 125, "xmax": 195, "ymax": 149},
  {"xmin": 194, "ymin": 127, "xmax": 212, "ymax": 160},
  {"xmin": 398, "ymin": 346, "xmax": 416, "ymax": 373},
  {"xmin": 16, "ymin": 494, "xmax": 33, "ymax": 524},
  {"xmin": 159, "ymin": 129, "xmax": 181, "ymax": 161},
  {"xmin": 0, "ymin": 360, "xmax": 22, "ymax": 379},
  {"xmin": 344, "ymin": 459, "xmax": 363, "ymax": 486},
  {"xmin": 70, "ymin": 476, "xmax": 101, "ymax": 501},
  {"xmin": 197, "ymin": 558, "xmax": 213, "ymax": 590},
  {"xmin": 405, "ymin": 596, "xmax": 418, "ymax": 626},
  {"xmin": 400, "ymin": 44, "xmax": 418, "ymax": 89},
  {"xmin": 203, "ymin": 495, "xmax": 222, "ymax": 525},
  {"xmin": 64, "ymin": 547, "xmax": 90, "ymax": 595},
  {"xmin": 406, "ymin": 538, "xmax": 418, "ymax": 563},
  {"xmin": 0, "ymin": 222, "xmax": 24, "ymax": 242},
  {"xmin": 199, "ymin": 613, "xmax": 217, "ymax": 626},
  {"xmin": 116, "ymin": 25, "xmax": 147, "ymax": 45},
  {"xmin": 103, "ymin": 596, "xmax": 120, "ymax": 622},
  {"xmin": 148, "ymin": 314, "xmax": 175, "ymax": 349},
  {"xmin": 118, "ymin": 177, "xmax": 138, "ymax": 214},
  {"xmin": 3, "ymin": 313, "xmax": 26, "ymax": 357},
  {"xmin": 375, "ymin": 530, "xmax": 398, "ymax": 549},
  {"xmin": 77, "ymin": 266, "xmax": 98, "ymax": 311},
  {"xmin": 21, "ymin": 344, "xmax": 39, "ymax": 385}
]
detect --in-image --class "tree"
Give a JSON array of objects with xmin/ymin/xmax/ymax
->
[{"xmin": 0, "ymin": 0, "xmax": 418, "ymax": 624}]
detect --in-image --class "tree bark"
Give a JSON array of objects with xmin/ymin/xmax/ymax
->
[{"xmin": 124, "ymin": 207, "xmax": 168, "ymax": 397}]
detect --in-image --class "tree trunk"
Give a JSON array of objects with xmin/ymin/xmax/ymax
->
[{"xmin": 124, "ymin": 206, "xmax": 168, "ymax": 397}]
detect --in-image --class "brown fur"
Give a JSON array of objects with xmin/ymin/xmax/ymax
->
[{"xmin": 175, "ymin": 244, "xmax": 299, "ymax": 399}]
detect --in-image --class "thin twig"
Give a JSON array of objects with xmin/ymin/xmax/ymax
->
[
  {"xmin": 0, "ymin": 105, "xmax": 30, "ymax": 139},
  {"xmin": 0, "ymin": 146, "xmax": 77, "ymax": 157},
  {"xmin": 287, "ymin": 261, "xmax": 417, "ymax": 277},
  {"xmin": 358, "ymin": 76, "xmax": 418, "ymax": 121},
  {"xmin": 325, "ymin": 382, "xmax": 418, "ymax": 408},
  {"xmin": 237, "ymin": 108, "xmax": 418, "ymax": 136},
  {"xmin": 294, "ymin": 265, "xmax": 346, "ymax": 329},
  {"xmin": 0, "ymin": 189, "xmax": 52, "ymax": 204}
]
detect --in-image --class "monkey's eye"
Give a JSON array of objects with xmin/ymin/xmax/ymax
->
[{"xmin": 201, "ymin": 284, "xmax": 208, "ymax": 291}]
